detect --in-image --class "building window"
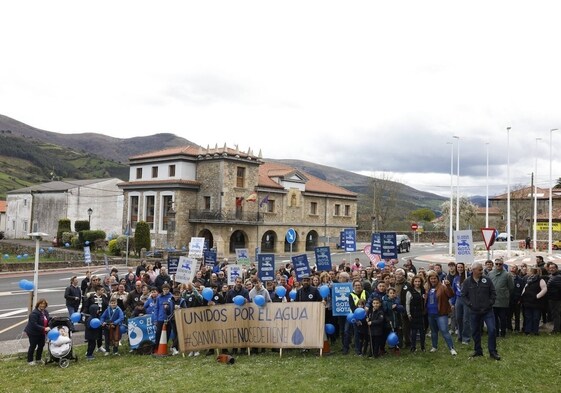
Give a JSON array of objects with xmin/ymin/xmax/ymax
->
[
  {"xmin": 12, "ymin": 220, "xmax": 16, "ymax": 230},
  {"xmin": 310, "ymin": 202, "xmax": 317, "ymax": 215},
  {"xmin": 334, "ymin": 204, "xmax": 341, "ymax": 216},
  {"xmin": 23, "ymin": 199, "xmax": 27, "ymax": 206},
  {"xmin": 23, "ymin": 220, "xmax": 28, "ymax": 232},
  {"xmin": 145, "ymin": 196, "xmax": 155, "ymax": 229},
  {"xmin": 267, "ymin": 199, "xmax": 275, "ymax": 213},
  {"xmin": 136, "ymin": 168, "xmax": 142, "ymax": 179},
  {"xmin": 204, "ymin": 196, "xmax": 211, "ymax": 210},
  {"xmin": 236, "ymin": 167, "xmax": 245, "ymax": 188},
  {"xmin": 162, "ymin": 195, "xmax": 173, "ymax": 231},
  {"xmin": 130, "ymin": 196, "xmax": 139, "ymax": 228},
  {"xmin": 345, "ymin": 205, "xmax": 351, "ymax": 216},
  {"xmin": 151, "ymin": 166, "xmax": 158, "ymax": 178},
  {"xmin": 168, "ymin": 165, "xmax": 176, "ymax": 177}
]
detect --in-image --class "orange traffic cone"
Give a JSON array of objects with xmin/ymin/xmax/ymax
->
[
  {"xmin": 153, "ymin": 324, "xmax": 169, "ymax": 356},
  {"xmin": 323, "ymin": 340, "xmax": 331, "ymax": 355}
]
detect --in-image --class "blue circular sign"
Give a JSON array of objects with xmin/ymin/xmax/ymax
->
[{"xmin": 286, "ymin": 228, "xmax": 296, "ymax": 244}]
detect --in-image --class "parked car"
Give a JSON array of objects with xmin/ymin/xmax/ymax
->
[
  {"xmin": 553, "ymin": 240, "xmax": 561, "ymax": 250},
  {"xmin": 396, "ymin": 234, "xmax": 411, "ymax": 253},
  {"xmin": 495, "ymin": 232, "xmax": 514, "ymax": 241}
]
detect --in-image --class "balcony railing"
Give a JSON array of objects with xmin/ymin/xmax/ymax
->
[{"xmin": 189, "ymin": 209, "xmax": 264, "ymax": 224}]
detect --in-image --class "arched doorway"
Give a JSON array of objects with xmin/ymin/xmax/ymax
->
[
  {"xmin": 284, "ymin": 230, "xmax": 299, "ymax": 252},
  {"xmin": 261, "ymin": 230, "xmax": 277, "ymax": 253},
  {"xmin": 229, "ymin": 230, "xmax": 247, "ymax": 253},
  {"xmin": 198, "ymin": 229, "xmax": 214, "ymax": 250},
  {"xmin": 305, "ymin": 230, "xmax": 319, "ymax": 251}
]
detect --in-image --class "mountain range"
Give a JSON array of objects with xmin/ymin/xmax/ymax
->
[{"xmin": 0, "ymin": 114, "xmax": 446, "ymax": 230}]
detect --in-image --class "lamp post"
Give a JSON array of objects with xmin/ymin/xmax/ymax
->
[
  {"xmin": 550, "ymin": 129, "xmax": 559, "ymax": 255},
  {"xmin": 507, "ymin": 127, "xmax": 512, "ymax": 258},
  {"xmin": 486, "ymin": 142, "xmax": 490, "ymax": 228},
  {"xmin": 87, "ymin": 208, "xmax": 93, "ymax": 226},
  {"xmin": 447, "ymin": 141, "xmax": 454, "ymax": 255},
  {"xmin": 453, "ymin": 136, "xmax": 460, "ymax": 233},
  {"xmin": 28, "ymin": 232, "xmax": 49, "ymax": 306},
  {"xmin": 533, "ymin": 138, "xmax": 542, "ymax": 251}
]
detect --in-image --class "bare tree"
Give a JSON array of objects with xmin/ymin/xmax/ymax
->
[
  {"xmin": 371, "ymin": 172, "xmax": 401, "ymax": 231},
  {"xmin": 439, "ymin": 197, "xmax": 479, "ymax": 232}
]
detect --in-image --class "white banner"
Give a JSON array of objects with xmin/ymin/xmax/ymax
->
[
  {"xmin": 188, "ymin": 237, "xmax": 205, "ymax": 258},
  {"xmin": 175, "ymin": 256, "xmax": 197, "ymax": 284},
  {"xmin": 454, "ymin": 230, "xmax": 474, "ymax": 263},
  {"xmin": 235, "ymin": 248, "xmax": 251, "ymax": 265},
  {"xmin": 228, "ymin": 264, "xmax": 242, "ymax": 285}
]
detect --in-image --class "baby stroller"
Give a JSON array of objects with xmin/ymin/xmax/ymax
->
[{"xmin": 45, "ymin": 316, "xmax": 78, "ymax": 368}]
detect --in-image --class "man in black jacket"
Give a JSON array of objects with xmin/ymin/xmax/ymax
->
[
  {"xmin": 547, "ymin": 262, "xmax": 561, "ymax": 334},
  {"xmin": 461, "ymin": 262, "xmax": 500, "ymax": 360},
  {"xmin": 64, "ymin": 276, "xmax": 81, "ymax": 331}
]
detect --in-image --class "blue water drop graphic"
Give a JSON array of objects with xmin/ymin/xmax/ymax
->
[
  {"xmin": 291, "ymin": 328, "xmax": 304, "ymax": 345},
  {"xmin": 130, "ymin": 331, "xmax": 137, "ymax": 340}
]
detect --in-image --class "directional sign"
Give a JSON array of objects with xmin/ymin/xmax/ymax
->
[
  {"xmin": 286, "ymin": 228, "xmax": 296, "ymax": 244},
  {"xmin": 481, "ymin": 228, "xmax": 497, "ymax": 250}
]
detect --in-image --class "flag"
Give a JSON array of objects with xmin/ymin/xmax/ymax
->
[
  {"xmin": 246, "ymin": 193, "xmax": 257, "ymax": 202},
  {"xmin": 259, "ymin": 194, "xmax": 270, "ymax": 208},
  {"xmin": 235, "ymin": 197, "xmax": 244, "ymax": 206}
]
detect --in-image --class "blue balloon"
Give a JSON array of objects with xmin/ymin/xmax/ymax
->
[
  {"xmin": 119, "ymin": 324, "xmax": 128, "ymax": 334},
  {"xmin": 354, "ymin": 307, "xmax": 366, "ymax": 320},
  {"xmin": 319, "ymin": 285, "xmax": 330, "ymax": 299},
  {"xmin": 90, "ymin": 318, "xmax": 101, "ymax": 329},
  {"xmin": 39, "ymin": 248, "xmax": 45, "ymax": 254},
  {"xmin": 325, "ymin": 323, "xmax": 336, "ymax": 335},
  {"xmin": 377, "ymin": 261, "xmax": 386, "ymax": 269},
  {"xmin": 47, "ymin": 328, "xmax": 60, "ymax": 341},
  {"xmin": 202, "ymin": 287, "xmax": 214, "ymax": 302},
  {"xmin": 346, "ymin": 312, "xmax": 356, "ymax": 324},
  {"xmin": 181, "ymin": 246, "xmax": 187, "ymax": 251},
  {"xmin": 85, "ymin": 241, "xmax": 90, "ymax": 246},
  {"xmin": 64, "ymin": 243, "xmax": 70, "ymax": 248},
  {"xmin": 289, "ymin": 289, "xmax": 297, "ymax": 300},
  {"xmin": 17, "ymin": 255, "xmax": 22, "ymax": 260},
  {"xmin": 387, "ymin": 332, "xmax": 399, "ymax": 347},
  {"xmin": 233, "ymin": 295, "xmax": 245, "ymax": 306},
  {"xmin": 24, "ymin": 281, "xmax": 34, "ymax": 291},
  {"xmin": 275, "ymin": 286, "xmax": 287, "ymax": 298},
  {"xmin": 70, "ymin": 312, "xmax": 81, "ymax": 324},
  {"xmin": 3, "ymin": 254, "xmax": 8, "ymax": 259},
  {"xmin": 254, "ymin": 295, "xmax": 266, "ymax": 307},
  {"xmin": 48, "ymin": 247, "xmax": 53, "ymax": 252},
  {"xmin": 23, "ymin": 254, "xmax": 28, "ymax": 259},
  {"xmin": 18, "ymin": 279, "xmax": 29, "ymax": 290}
]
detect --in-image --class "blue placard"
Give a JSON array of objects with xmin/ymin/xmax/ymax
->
[
  {"xmin": 203, "ymin": 250, "xmax": 217, "ymax": 268},
  {"xmin": 370, "ymin": 233, "xmax": 381, "ymax": 255},
  {"xmin": 314, "ymin": 246, "xmax": 332, "ymax": 271},
  {"xmin": 381, "ymin": 232, "xmax": 398, "ymax": 259},
  {"xmin": 127, "ymin": 315, "xmax": 156, "ymax": 350},
  {"xmin": 332, "ymin": 282, "xmax": 353, "ymax": 316},
  {"xmin": 286, "ymin": 228, "xmax": 296, "ymax": 244},
  {"xmin": 257, "ymin": 254, "xmax": 275, "ymax": 282},
  {"xmin": 292, "ymin": 254, "xmax": 311, "ymax": 280},
  {"xmin": 167, "ymin": 255, "xmax": 180, "ymax": 275},
  {"xmin": 344, "ymin": 228, "xmax": 356, "ymax": 252}
]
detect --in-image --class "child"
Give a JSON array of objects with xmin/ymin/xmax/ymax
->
[
  {"xmin": 85, "ymin": 305, "xmax": 102, "ymax": 360},
  {"xmin": 355, "ymin": 299, "xmax": 369, "ymax": 356},
  {"xmin": 382, "ymin": 287, "xmax": 405, "ymax": 353},
  {"xmin": 100, "ymin": 297, "xmax": 124, "ymax": 355},
  {"xmin": 406, "ymin": 275, "xmax": 426, "ymax": 352},
  {"xmin": 366, "ymin": 298, "xmax": 386, "ymax": 358},
  {"xmin": 50, "ymin": 326, "xmax": 71, "ymax": 358}
]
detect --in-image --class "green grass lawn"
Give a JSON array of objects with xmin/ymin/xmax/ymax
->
[{"xmin": 1, "ymin": 333, "xmax": 560, "ymax": 393}]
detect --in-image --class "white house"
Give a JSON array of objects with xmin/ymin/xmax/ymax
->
[{"xmin": 5, "ymin": 178, "xmax": 124, "ymax": 239}]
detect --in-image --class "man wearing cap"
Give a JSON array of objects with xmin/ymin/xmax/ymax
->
[
  {"xmin": 488, "ymin": 258, "xmax": 514, "ymax": 338},
  {"xmin": 295, "ymin": 277, "xmax": 321, "ymax": 302}
]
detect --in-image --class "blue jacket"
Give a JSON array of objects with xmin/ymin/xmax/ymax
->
[
  {"xmin": 154, "ymin": 292, "xmax": 174, "ymax": 322},
  {"xmin": 144, "ymin": 296, "xmax": 158, "ymax": 317},
  {"xmin": 100, "ymin": 306, "xmax": 124, "ymax": 325}
]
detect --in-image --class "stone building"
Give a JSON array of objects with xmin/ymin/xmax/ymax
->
[
  {"xmin": 118, "ymin": 145, "xmax": 357, "ymax": 257},
  {"xmin": 5, "ymin": 178, "xmax": 124, "ymax": 239}
]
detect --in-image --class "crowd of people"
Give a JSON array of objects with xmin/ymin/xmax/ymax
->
[{"xmin": 24, "ymin": 254, "xmax": 561, "ymax": 364}]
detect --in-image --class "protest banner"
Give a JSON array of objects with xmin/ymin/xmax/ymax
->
[
  {"xmin": 175, "ymin": 256, "xmax": 197, "ymax": 284},
  {"xmin": 236, "ymin": 248, "xmax": 251, "ymax": 265},
  {"xmin": 331, "ymin": 282, "xmax": 352, "ymax": 316},
  {"xmin": 314, "ymin": 246, "xmax": 331, "ymax": 271},
  {"xmin": 175, "ymin": 302, "xmax": 325, "ymax": 352},
  {"xmin": 128, "ymin": 315, "xmax": 156, "ymax": 350},
  {"xmin": 188, "ymin": 237, "xmax": 205, "ymax": 258},
  {"xmin": 228, "ymin": 264, "xmax": 242, "ymax": 285},
  {"xmin": 257, "ymin": 254, "xmax": 275, "ymax": 282}
]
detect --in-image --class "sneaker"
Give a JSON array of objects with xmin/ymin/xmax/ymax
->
[
  {"xmin": 104, "ymin": 352, "xmax": 110, "ymax": 356},
  {"xmin": 469, "ymin": 352, "xmax": 483, "ymax": 358},
  {"xmin": 193, "ymin": 351, "xmax": 200, "ymax": 357},
  {"xmin": 430, "ymin": 347, "xmax": 438, "ymax": 353},
  {"xmin": 35, "ymin": 359, "xmax": 45, "ymax": 365},
  {"xmin": 188, "ymin": 351, "xmax": 194, "ymax": 357},
  {"xmin": 489, "ymin": 352, "xmax": 501, "ymax": 361},
  {"xmin": 461, "ymin": 341, "xmax": 470, "ymax": 345},
  {"xmin": 450, "ymin": 349, "xmax": 457, "ymax": 356},
  {"xmin": 86, "ymin": 356, "xmax": 95, "ymax": 361},
  {"xmin": 113, "ymin": 352, "xmax": 120, "ymax": 356},
  {"xmin": 171, "ymin": 348, "xmax": 179, "ymax": 356},
  {"xmin": 28, "ymin": 361, "xmax": 36, "ymax": 366},
  {"xmin": 97, "ymin": 347, "xmax": 106, "ymax": 353}
]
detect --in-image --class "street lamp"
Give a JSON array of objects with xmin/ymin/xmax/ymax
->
[
  {"xmin": 453, "ymin": 136, "xmax": 460, "ymax": 232},
  {"xmin": 550, "ymin": 129, "xmax": 559, "ymax": 255},
  {"xmin": 447, "ymin": 141, "xmax": 454, "ymax": 255},
  {"xmin": 533, "ymin": 138, "xmax": 542, "ymax": 251},
  {"xmin": 87, "ymin": 208, "xmax": 93, "ymax": 225},
  {"xmin": 485, "ymin": 142, "xmax": 490, "ymax": 228},
  {"xmin": 507, "ymin": 127, "xmax": 512, "ymax": 258},
  {"xmin": 28, "ymin": 232, "xmax": 49, "ymax": 306}
]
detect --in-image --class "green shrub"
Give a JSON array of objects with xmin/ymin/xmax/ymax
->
[
  {"xmin": 57, "ymin": 219, "xmax": 71, "ymax": 245},
  {"xmin": 62, "ymin": 232, "xmax": 75, "ymax": 245},
  {"xmin": 108, "ymin": 239, "xmax": 120, "ymax": 256},
  {"xmin": 71, "ymin": 235, "xmax": 80, "ymax": 249},
  {"xmin": 80, "ymin": 230, "xmax": 106, "ymax": 246},
  {"xmin": 117, "ymin": 235, "xmax": 134, "ymax": 256},
  {"xmin": 74, "ymin": 220, "xmax": 90, "ymax": 232},
  {"xmin": 134, "ymin": 221, "xmax": 150, "ymax": 255}
]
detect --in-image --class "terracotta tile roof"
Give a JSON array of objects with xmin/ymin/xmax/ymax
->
[
  {"xmin": 0, "ymin": 200, "xmax": 6, "ymax": 213},
  {"xmin": 129, "ymin": 145, "xmax": 261, "ymax": 161},
  {"xmin": 259, "ymin": 162, "xmax": 356, "ymax": 197}
]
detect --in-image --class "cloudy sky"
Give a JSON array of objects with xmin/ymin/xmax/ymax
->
[{"xmin": 2, "ymin": 1, "xmax": 560, "ymax": 198}]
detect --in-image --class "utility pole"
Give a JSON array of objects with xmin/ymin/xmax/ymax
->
[{"xmin": 529, "ymin": 172, "xmax": 534, "ymax": 239}]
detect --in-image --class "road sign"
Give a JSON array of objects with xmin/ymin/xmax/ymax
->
[
  {"xmin": 286, "ymin": 228, "xmax": 296, "ymax": 244},
  {"xmin": 411, "ymin": 223, "xmax": 419, "ymax": 231},
  {"xmin": 481, "ymin": 228, "xmax": 497, "ymax": 250}
]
